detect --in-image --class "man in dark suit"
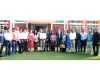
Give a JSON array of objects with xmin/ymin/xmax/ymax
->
[
  {"xmin": 92, "ymin": 29, "xmax": 100, "ymax": 56},
  {"xmin": 75, "ymin": 29, "xmax": 81, "ymax": 52},
  {"xmin": 56, "ymin": 28, "xmax": 62, "ymax": 51},
  {"xmin": 0, "ymin": 29, "xmax": 5, "ymax": 57},
  {"xmin": 45, "ymin": 30, "xmax": 51, "ymax": 51}
]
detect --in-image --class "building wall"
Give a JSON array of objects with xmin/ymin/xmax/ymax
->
[
  {"xmin": 13, "ymin": 20, "xmax": 100, "ymax": 33},
  {"xmin": 98, "ymin": 23, "xmax": 100, "ymax": 32},
  {"xmin": 53, "ymin": 24, "xmax": 64, "ymax": 33},
  {"xmin": 48, "ymin": 24, "xmax": 51, "ymax": 31},
  {"xmin": 15, "ymin": 23, "xmax": 26, "ymax": 30}
]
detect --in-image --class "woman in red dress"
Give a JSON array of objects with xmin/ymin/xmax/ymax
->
[{"xmin": 28, "ymin": 30, "xmax": 34, "ymax": 51}]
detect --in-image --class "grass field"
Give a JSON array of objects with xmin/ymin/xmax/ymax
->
[{"xmin": 0, "ymin": 51, "xmax": 100, "ymax": 60}]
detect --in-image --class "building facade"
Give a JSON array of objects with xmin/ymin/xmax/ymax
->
[{"xmin": 0, "ymin": 20, "xmax": 100, "ymax": 33}]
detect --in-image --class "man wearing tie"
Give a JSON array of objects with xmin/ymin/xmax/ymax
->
[
  {"xmin": 45, "ymin": 29, "xmax": 51, "ymax": 51},
  {"xmin": 56, "ymin": 28, "xmax": 62, "ymax": 51}
]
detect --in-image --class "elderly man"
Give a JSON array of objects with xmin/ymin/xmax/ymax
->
[
  {"xmin": 87, "ymin": 30, "xmax": 93, "ymax": 55},
  {"xmin": 70, "ymin": 29, "xmax": 76, "ymax": 52}
]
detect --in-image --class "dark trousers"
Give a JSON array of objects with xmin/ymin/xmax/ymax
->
[
  {"xmin": 18, "ymin": 39, "xmax": 23, "ymax": 54},
  {"xmin": 34, "ymin": 42, "xmax": 38, "ymax": 52},
  {"xmin": 45, "ymin": 41, "xmax": 49, "ymax": 51},
  {"xmin": 57, "ymin": 38, "xmax": 61, "ymax": 51},
  {"xmin": 60, "ymin": 48, "xmax": 66, "ymax": 52},
  {"xmin": 81, "ymin": 40, "xmax": 87, "ymax": 52},
  {"xmin": 75, "ymin": 40, "xmax": 80, "ymax": 52},
  {"xmin": 93, "ymin": 42, "xmax": 99, "ymax": 56},
  {"xmin": 51, "ymin": 46, "xmax": 55, "ymax": 51},
  {"xmin": 15, "ymin": 41, "xmax": 19, "ymax": 52},
  {"xmin": 12, "ymin": 40, "xmax": 17, "ymax": 54},
  {"xmin": 23, "ymin": 39, "xmax": 28, "ymax": 52},
  {"xmin": 5, "ymin": 40, "xmax": 11, "ymax": 56},
  {"xmin": 0, "ymin": 43, "xmax": 4, "ymax": 56},
  {"xmin": 51, "ymin": 42, "xmax": 55, "ymax": 51}
]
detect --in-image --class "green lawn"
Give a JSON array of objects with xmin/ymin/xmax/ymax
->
[{"xmin": 0, "ymin": 51, "xmax": 100, "ymax": 60}]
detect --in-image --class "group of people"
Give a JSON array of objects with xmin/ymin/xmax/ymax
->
[
  {"xmin": 0, "ymin": 27, "xmax": 100, "ymax": 57},
  {"xmin": 57, "ymin": 28, "xmax": 100, "ymax": 56}
]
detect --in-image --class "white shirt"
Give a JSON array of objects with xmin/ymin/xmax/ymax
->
[
  {"xmin": 23, "ymin": 32, "xmax": 28, "ymax": 39},
  {"xmin": 18, "ymin": 32, "xmax": 24, "ymax": 39},
  {"xmin": 70, "ymin": 32, "xmax": 76, "ymax": 40},
  {"xmin": 40, "ymin": 33, "xmax": 47, "ymax": 39},
  {"xmin": 58, "ymin": 31, "xmax": 61, "ymax": 38},
  {"xmin": 16, "ymin": 31, "xmax": 20, "ymax": 41},
  {"xmin": 4, "ymin": 32, "xmax": 13, "ymax": 41},
  {"xmin": 80, "ymin": 32, "xmax": 87, "ymax": 40},
  {"xmin": 34, "ymin": 34, "xmax": 39, "ymax": 42}
]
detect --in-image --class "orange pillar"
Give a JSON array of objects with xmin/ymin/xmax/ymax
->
[
  {"xmin": 67, "ymin": 20, "xmax": 70, "ymax": 31},
  {"xmin": 8, "ymin": 20, "xmax": 10, "ymax": 29},
  {"xmin": 50, "ymin": 21, "xmax": 53, "ymax": 31},
  {"xmin": 83, "ymin": 20, "xmax": 87, "ymax": 32},
  {"xmin": 84, "ymin": 20, "xmax": 87, "ymax": 32}
]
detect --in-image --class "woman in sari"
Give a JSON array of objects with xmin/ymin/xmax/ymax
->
[
  {"xmin": 66, "ymin": 30, "xmax": 71, "ymax": 52},
  {"xmin": 28, "ymin": 30, "xmax": 34, "ymax": 51}
]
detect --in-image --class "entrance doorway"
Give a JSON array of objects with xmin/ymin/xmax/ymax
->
[
  {"xmin": 28, "ymin": 24, "xmax": 51, "ymax": 32},
  {"xmin": 34, "ymin": 24, "xmax": 48, "ymax": 31}
]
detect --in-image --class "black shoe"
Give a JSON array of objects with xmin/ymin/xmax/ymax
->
[
  {"xmin": 0, "ymin": 55, "xmax": 2, "ymax": 57},
  {"xmin": 71, "ymin": 52, "xmax": 74, "ymax": 53},
  {"xmin": 19, "ymin": 52, "xmax": 22, "ymax": 54},
  {"xmin": 94, "ymin": 54, "xmax": 98, "ymax": 56},
  {"xmin": 20, "ymin": 52, "xmax": 22, "ymax": 54},
  {"xmin": 93, "ymin": 54, "xmax": 96, "ymax": 56}
]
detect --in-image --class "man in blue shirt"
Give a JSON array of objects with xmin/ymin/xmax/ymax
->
[{"xmin": 87, "ymin": 30, "xmax": 93, "ymax": 55}]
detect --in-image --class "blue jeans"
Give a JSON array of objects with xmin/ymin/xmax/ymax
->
[
  {"xmin": 0, "ymin": 43, "xmax": 3, "ymax": 55},
  {"xmin": 12, "ymin": 40, "xmax": 17, "ymax": 54},
  {"xmin": 75, "ymin": 40, "xmax": 80, "ymax": 52},
  {"xmin": 5, "ymin": 40, "xmax": 11, "ymax": 56}
]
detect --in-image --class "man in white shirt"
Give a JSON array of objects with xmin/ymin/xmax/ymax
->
[
  {"xmin": 69, "ymin": 29, "xmax": 76, "ymax": 52},
  {"xmin": 18, "ymin": 29, "xmax": 24, "ymax": 54},
  {"xmin": 4, "ymin": 29, "xmax": 13, "ymax": 57},
  {"xmin": 15, "ymin": 27, "xmax": 20, "ymax": 53},
  {"xmin": 23, "ymin": 29, "xmax": 29, "ymax": 52},
  {"xmin": 80, "ymin": 29, "xmax": 87, "ymax": 53},
  {"xmin": 39, "ymin": 29, "xmax": 47, "ymax": 51}
]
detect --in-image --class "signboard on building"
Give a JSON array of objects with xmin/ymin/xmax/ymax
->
[
  {"xmin": 55, "ymin": 20, "xmax": 64, "ymax": 23},
  {"xmin": 15, "ymin": 20, "xmax": 25, "ymax": 22}
]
